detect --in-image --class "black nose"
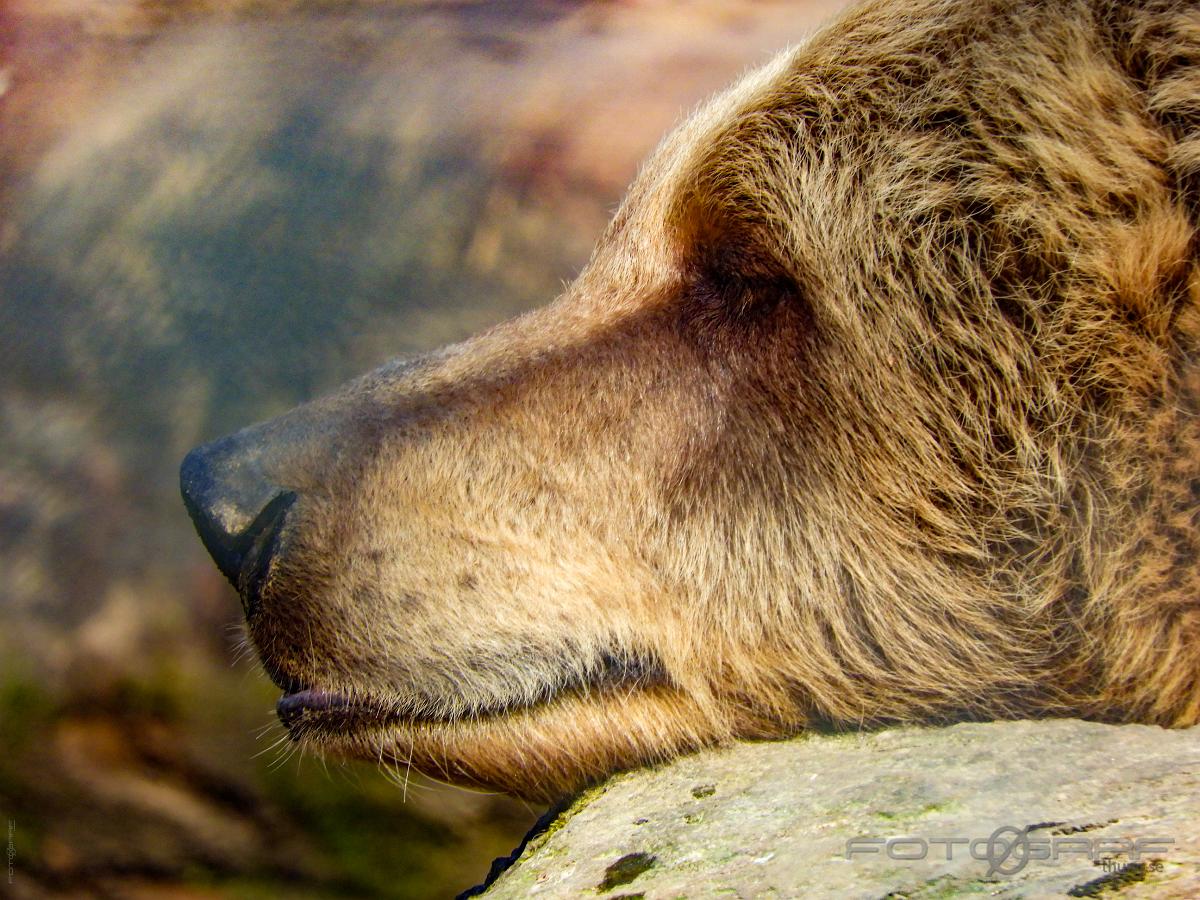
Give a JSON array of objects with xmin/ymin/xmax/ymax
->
[{"xmin": 180, "ymin": 435, "xmax": 296, "ymax": 616}]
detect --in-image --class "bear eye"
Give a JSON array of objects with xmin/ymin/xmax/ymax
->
[{"xmin": 686, "ymin": 255, "xmax": 799, "ymax": 330}]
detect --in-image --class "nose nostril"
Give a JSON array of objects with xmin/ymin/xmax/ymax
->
[{"xmin": 236, "ymin": 490, "xmax": 297, "ymax": 619}]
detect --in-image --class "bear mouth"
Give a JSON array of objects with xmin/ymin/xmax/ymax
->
[
  {"xmin": 276, "ymin": 688, "xmax": 380, "ymax": 731},
  {"xmin": 275, "ymin": 651, "xmax": 669, "ymax": 737}
]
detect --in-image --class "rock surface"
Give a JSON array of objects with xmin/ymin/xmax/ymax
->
[{"xmin": 481, "ymin": 719, "xmax": 1200, "ymax": 899}]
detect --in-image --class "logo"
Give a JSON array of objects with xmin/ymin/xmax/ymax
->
[{"xmin": 845, "ymin": 825, "xmax": 1174, "ymax": 875}]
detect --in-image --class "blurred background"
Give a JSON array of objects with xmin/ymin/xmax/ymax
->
[{"xmin": 0, "ymin": 1, "xmax": 846, "ymax": 896}]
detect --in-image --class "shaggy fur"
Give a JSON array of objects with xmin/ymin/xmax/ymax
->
[{"xmin": 194, "ymin": 0, "xmax": 1200, "ymax": 801}]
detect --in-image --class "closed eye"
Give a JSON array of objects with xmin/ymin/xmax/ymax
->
[{"xmin": 686, "ymin": 264, "xmax": 801, "ymax": 331}]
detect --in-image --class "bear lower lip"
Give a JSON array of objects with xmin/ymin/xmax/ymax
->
[
  {"xmin": 277, "ymin": 688, "xmax": 357, "ymax": 728},
  {"xmin": 276, "ymin": 651, "xmax": 671, "ymax": 735}
]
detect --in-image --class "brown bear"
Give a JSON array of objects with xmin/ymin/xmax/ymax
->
[{"xmin": 182, "ymin": 0, "xmax": 1200, "ymax": 801}]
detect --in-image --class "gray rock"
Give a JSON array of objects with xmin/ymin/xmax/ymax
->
[{"xmin": 481, "ymin": 719, "xmax": 1200, "ymax": 899}]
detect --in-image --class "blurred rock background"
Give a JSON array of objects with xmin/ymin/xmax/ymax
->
[{"xmin": 0, "ymin": 1, "xmax": 846, "ymax": 896}]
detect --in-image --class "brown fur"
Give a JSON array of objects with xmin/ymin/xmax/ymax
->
[{"xmin": 221, "ymin": 0, "xmax": 1200, "ymax": 800}]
